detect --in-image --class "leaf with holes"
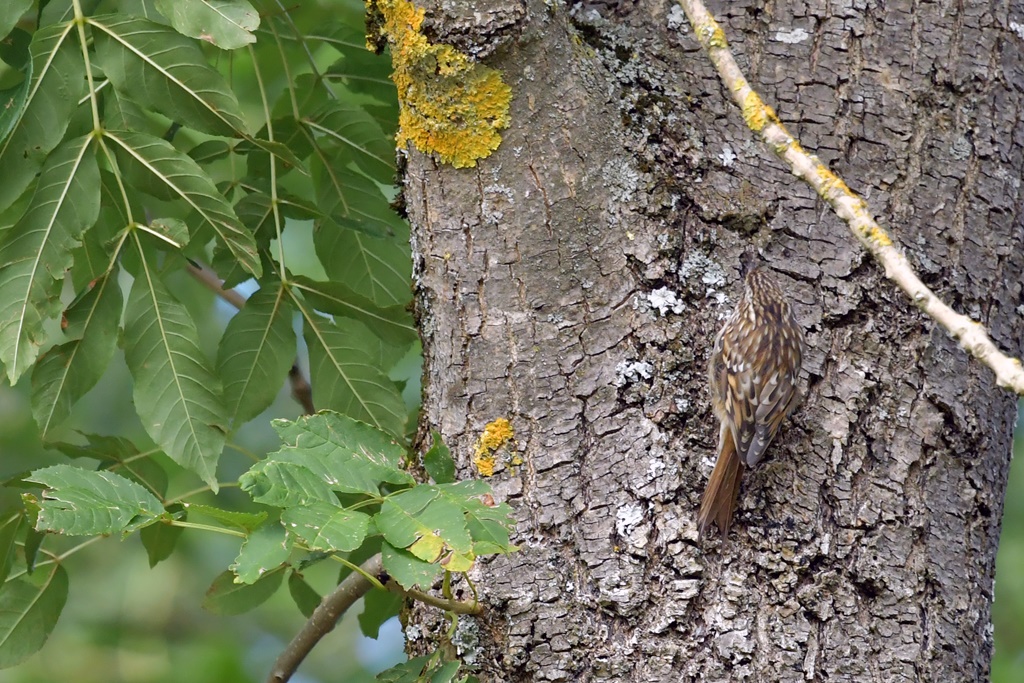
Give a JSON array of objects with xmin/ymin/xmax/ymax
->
[{"xmin": 25, "ymin": 465, "xmax": 165, "ymax": 536}]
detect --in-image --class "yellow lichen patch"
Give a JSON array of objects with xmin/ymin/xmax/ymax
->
[
  {"xmin": 473, "ymin": 418, "xmax": 515, "ymax": 477},
  {"xmin": 741, "ymin": 91, "xmax": 776, "ymax": 132},
  {"xmin": 372, "ymin": 0, "xmax": 512, "ymax": 168}
]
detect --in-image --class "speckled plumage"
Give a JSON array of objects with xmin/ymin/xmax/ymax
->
[{"xmin": 698, "ymin": 266, "xmax": 804, "ymax": 538}]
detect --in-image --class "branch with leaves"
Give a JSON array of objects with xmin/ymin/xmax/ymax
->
[
  {"xmin": 675, "ymin": 0, "xmax": 1024, "ymax": 395},
  {"xmin": 0, "ymin": 2, "xmax": 501, "ymax": 679}
]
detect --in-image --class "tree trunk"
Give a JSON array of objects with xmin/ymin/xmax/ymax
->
[{"xmin": 403, "ymin": 0, "xmax": 1024, "ymax": 680}]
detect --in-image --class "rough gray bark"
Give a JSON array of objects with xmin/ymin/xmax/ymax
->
[{"xmin": 403, "ymin": 0, "xmax": 1024, "ymax": 680}]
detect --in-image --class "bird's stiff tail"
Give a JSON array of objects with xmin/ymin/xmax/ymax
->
[{"xmin": 697, "ymin": 428, "xmax": 744, "ymax": 538}]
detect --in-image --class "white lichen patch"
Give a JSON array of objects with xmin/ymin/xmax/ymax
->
[
  {"xmin": 667, "ymin": 5, "xmax": 688, "ymax": 32},
  {"xmin": 614, "ymin": 359, "xmax": 653, "ymax": 387},
  {"xmin": 615, "ymin": 502, "xmax": 649, "ymax": 549},
  {"xmin": 718, "ymin": 145, "xmax": 736, "ymax": 167},
  {"xmin": 774, "ymin": 28, "xmax": 810, "ymax": 44},
  {"xmin": 647, "ymin": 287, "xmax": 684, "ymax": 315}
]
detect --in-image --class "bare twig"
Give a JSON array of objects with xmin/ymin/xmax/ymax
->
[
  {"xmin": 391, "ymin": 583, "xmax": 483, "ymax": 616},
  {"xmin": 267, "ymin": 554, "xmax": 383, "ymax": 683},
  {"xmin": 185, "ymin": 260, "xmax": 316, "ymax": 414},
  {"xmin": 676, "ymin": 0, "xmax": 1024, "ymax": 395}
]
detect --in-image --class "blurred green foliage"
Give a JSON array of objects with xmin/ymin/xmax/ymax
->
[{"xmin": 992, "ymin": 404, "xmax": 1024, "ymax": 682}]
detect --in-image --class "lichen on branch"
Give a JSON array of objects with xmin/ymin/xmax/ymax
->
[{"xmin": 370, "ymin": 0, "xmax": 512, "ymax": 168}]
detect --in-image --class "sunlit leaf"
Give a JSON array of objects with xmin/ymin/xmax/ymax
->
[
  {"xmin": 241, "ymin": 412, "xmax": 412, "ymax": 505},
  {"xmin": 380, "ymin": 541, "xmax": 438, "ymax": 591},
  {"xmin": 90, "ymin": 14, "xmax": 247, "ymax": 135},
  {"xmin": 216, "ymin": 281, "xmax": 295, "ymax": 426},
  {"xmin": 231, "ymin": 523, "xmax": 291, "ymax": 584},
  {"xmin": 300, "ymin": 307, "xmax": 408, "ymax": 438},
  {"xmin": 202, "ymin": 566, "xmax": 284, "ymax": 615},
  {"xmin": 155, "ymin": 0, "xmax": 260, "ymax": 50},
  {"xmin": 123, "ymin": 236, "xmax": 228, "ymax": 489},
  {"xmin": 376, "ymin": 486, "xmax": 472, "ymax": 563},
  {"xmin": 25, "ymin": 464, "xmax": 165, "ymax": 536},
  {"xmin": 0, "ymin": 23, "xmax": 85, "ymax": 212},
  {"xmin": 0, "ymin": 135, "xmax": 99, "ymax": 383},
  {"xmin": 105, "ymin": 130, "xmax": 260, "ymax": 276},
  {"xmin": 50, "ymin": 433, "xmax": 169, "ymax": 498},
  {"xmin": 31, "ymin": 272, "xmax": 123, "ymax": 437},
  {"xmin": 0, "ymin": 564, "xmax": 68, "ymax": 669},
  {"xmin": 282, "ymin": 502, "xmax": 371, "ymax": 552}
]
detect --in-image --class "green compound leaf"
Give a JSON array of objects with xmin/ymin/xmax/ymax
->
[
  {"xmin": 282, "ymin": 502, "xmax": 371, "ymax": 553},
  {"xmin": 105, "ymin": 130, "xmax": 260, "ymax": 277},
  {"xmin": 0, "ymin": 23, "xmax": 86, "ymax": 212},
  {"xmin": 287, "ymin": 571, "xmax": 321, "ymax": 618},
  {"xmin": 231, "ymin": 523, "xmax": 291, "ymax": 584},
  {"xmin": 0, "ymin": 135, "xmax": 99, "ymax": 383},
  {"xmin": 123, "ymin": 237, "xmax": 228, "ymax": 490},
  {"xmin": 216, "ymin": 281, "xmax": 295, "ymax": 427},
  {"xmin": 0, "ymin": 563, "xmax": 68, "ymax": 669},
  {"xmin": 90, "ymin": 14, "xmax": 247, "ymax": 135},
  {"xmin": 31, "ymin": 271, "xmax": 123, "ymax": 437},
  {"xmin": 25, "ymin": 464, "xmax": 165, "ymax": 536},
  {"xmin": 375, "ymin": 486, "xmax": 472, "ymax": 568},
  {"xmin": 241, "ymin": 411, "xmax": 412, "ymax": 505},
  {"xmin": 358, "ymin": 587, "xmax": 402, "ymax": 638},
  {"xmin": 155, "ymin": 0, "xmax": 260, "ymax": 50}
]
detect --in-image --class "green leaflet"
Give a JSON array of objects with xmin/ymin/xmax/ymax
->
[
  {"xmin": 104, "ymin": 130, "xmax": 261, "ymax": 277},
  {"xmin": 0, "ymin": 135, "xmax": 99, "ymax": 383},
  {"xmin": 25, "ymin": 464, "xmax": 165, "ymax": 536},
  {"xmin": 90, "ymin": 14, "xmax": 247, "ymax": 135},
  {"xmin": 0, "ymin": 564, "xmax": 68, "ymax": 669},
  {"xmin": 155, "ymin": 0, "xmax": 260, "ymax": 50},
  {"xmin": 216, "ymin": 281, "xmax": 296, "ymax": 427},
  {"xmin": 0, "ymin": 23, "xmax": 85, "ymax": 212},
  {"xmin": 299, "ymin": 305, "xmax": 408, "ymax": 438},
  {"xmin": 123, "ymin": 236, "xmax": 228, "ymax": 489},
  {"xmin": 31, "ymin": 271, "xmax": 123, "ymax": 437}
]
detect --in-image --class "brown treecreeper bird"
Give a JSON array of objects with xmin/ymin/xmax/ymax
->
[{"xmin": 698, "ymin": 262, "xmax": 805, "ymax": 538}]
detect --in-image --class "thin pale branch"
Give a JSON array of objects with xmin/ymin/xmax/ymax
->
[
  {"xmin": 676, "ymin": 0, "xmax": 1024, "ymax": 395},
  {"xmin": 267, "ymin": 554, "xmax": 383, "ymax": 683}
]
